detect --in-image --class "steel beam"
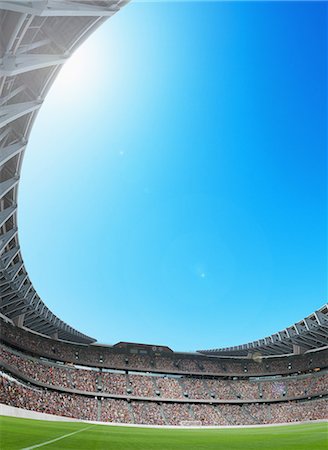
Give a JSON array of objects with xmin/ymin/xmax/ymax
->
[
  {"xmin": 0, "ymin": 245, "xmax": 20, "ymax": 269},
  {"xmin": 0, "ymin": 177, "xmax": 19, "ymax": 199},
  {"xmin": 0, "ymin": 205, "xmax": 16, "ymax": 227},
  {"xmin": 0, "ymin": 101, "xmax": 42, "ymax": 128},
  {"xmin": 0, "ymin": 230, "xmax": 18, "ymax": 255},
  {"xmin": 0, "ymin": 0, "xmax": 121, "ymax": 17},
  {"xmin": 0, "ymin": 53, "xmax": 69, "ymax": 76},
  {"xmin": 0, "ymin": 141, "xmax": 26, "ymax": 166}
]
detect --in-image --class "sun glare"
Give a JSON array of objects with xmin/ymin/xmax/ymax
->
[{"xmin": 53, "ymin": 38, "xmax": 103, "ymax": 97}]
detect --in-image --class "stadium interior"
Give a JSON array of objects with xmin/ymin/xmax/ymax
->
[{"xmin": 0, "ymin": 0, "xmax": 327, "ymax": 437}]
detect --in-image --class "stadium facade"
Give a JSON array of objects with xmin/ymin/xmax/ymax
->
[{"xmin": 0, "ymin": 0, "xmax": 327, "ymax": 427}]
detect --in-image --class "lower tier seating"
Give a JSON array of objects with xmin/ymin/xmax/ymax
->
[{"xmin": 1, "ymin": 373, "xmax": 327, "ymax": 426}]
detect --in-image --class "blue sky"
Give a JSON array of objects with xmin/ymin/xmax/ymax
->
[{"xmin": 18, "ymin": 1, "xmax": 327, "ymax": 351}]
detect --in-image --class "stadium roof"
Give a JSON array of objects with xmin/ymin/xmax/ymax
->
[
  {"xmin": 199, "ymin": 304, "xmax": 328, "ymax": 356},
  {"xmin": 0, "ymin": 0, "xmax": 129, "ymax": 343}
]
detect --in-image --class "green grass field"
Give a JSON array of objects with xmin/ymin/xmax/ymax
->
[{"xmin": 0, "ymin": 416, "xmax": 327, "ymax": 450}]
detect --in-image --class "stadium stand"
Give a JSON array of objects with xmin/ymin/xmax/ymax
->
[
  {"xmin": 0, "ymin": 317, "xmax": 327, "ymax": 426},
  {"xmin": 1, "ymin": 372, "xmax": 327, "ymax": 426},
  {"xmin": 1, "ymin": 318, "xmax": 327, "ymax": 377},
  {"xmin": 1, "ymin": 341, "xmax": 327, "ymax": 402}
]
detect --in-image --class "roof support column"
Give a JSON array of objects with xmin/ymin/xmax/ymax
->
[
  {"xmin": 293, "ymin": 344, "xmax": 306, "ymax": 355},
  {"xmin": 51, "ymin": 331, "xmax": 58, "ymax": 340},
  {"xmin": 12, "ymin": 312, "xmax": 25, "ymax": 327}
]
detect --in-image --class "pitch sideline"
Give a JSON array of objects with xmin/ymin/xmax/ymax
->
[{"xmin": 20, "ymin": 425, "xmax": 94, "ymax": 450}]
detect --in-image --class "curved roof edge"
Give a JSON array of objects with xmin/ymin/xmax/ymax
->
[
  {"xmin": 199, "ymin": 304, "xmax": 328, "ymax": 357},
  {"xmin": 0, "ymin": 1, "xmax": 129, "ymax": 344}
]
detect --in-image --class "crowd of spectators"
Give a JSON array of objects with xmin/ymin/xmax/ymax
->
[
  {"xmin": 102, "ymin": 371, "xmax": 127, "ymax": 395},
  {"xmin": 2, "ymin": 318, "xmax": 327, "ymax": 377},
  {"xmin": 130, "ymin": 401, "xmax": 166, "ymax": 425},
  {"xmin": 1, "ymin": 343, "xmax": 328, "ymax": 402},
  {"xmin": 0, "ymin": 345, "xmax": 99, "ymax": 392},
  {"xmin": 100, "ymin": 398, "xmax": 131, "ymax": 423},
  {"xmin": 231, "ymin": 379, "xmax": 260, "ymax": 399},
  {"xmin": 260, "ymin": 373, "xmax": 328, "ymax": 400},
  {"xmin": 268, "ymin": 399, "xmax": 328, "ymax": 423},
  {"xmin": 192, "ymin": 404, "xmax": 229, "ymax": 425},
  {"xmin": 162, "ymin": 403, "xmax": 192, "ymax": 425},
  {"xmin": 181, "ymin": 378, "xmax": 210, "ymax": 399},
  {"xmin": 219, "ymin": 404, "xmax": 255, "ymax": 426},
  {"xmin": 261, "ymin": 380, "xmax": 288, "ymax": 399},
  {"xmin": 1, "ymin": 373, "xmax": 327, "ymax": 425},
  {"xmin": 180, "ymin": 401, "xmax": 328, "ymax": 426},
  {"xmin": 128, "ymin": 374, "xmax": 156, "ymax": 397},
  {"xmin": 156, "ymin": 376, "xmax": 184, "ymax": 399},
  {"xmin": 0, "ymin": 375, "xmax": 97, "ymax": 420},
  {"xmin": 286, "ymin": 374, "xmax": 328, "ymax": 398},
  {"xmin": 206, "ymin": 379, "xmax": 234, "ymax": 399},
  {"xmin": 70, "ymin": 367, "xmax": 98, "ymax": 391}
]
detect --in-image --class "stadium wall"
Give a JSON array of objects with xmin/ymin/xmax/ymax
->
[{"xmin": 0, "ymin": 404, "xmax": 83, "ymax": 423}]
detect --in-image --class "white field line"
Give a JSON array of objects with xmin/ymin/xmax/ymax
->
[{"xmin": 21, "ymin": 425, "xmax": 93, "ymax": 450}]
